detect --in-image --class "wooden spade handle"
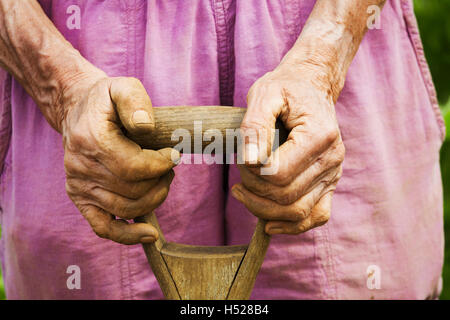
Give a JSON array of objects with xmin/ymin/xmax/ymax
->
[
  {"xmin": 129, "ymin": 106, "xmax": 288, "ymax": 153},
  {"xmin": 132, "ymin": 106, "xmax": 286, "ymax": 300}
]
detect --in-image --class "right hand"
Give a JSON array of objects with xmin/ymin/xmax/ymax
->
[{"xmin": 61, "ymin": 76, "xmax": 180, "ymax": 245}]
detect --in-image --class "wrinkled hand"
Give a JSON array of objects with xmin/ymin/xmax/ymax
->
[
  {"xmin": 232, "ymin": 64, "xmax": 345, "ymax": 235},
  {"xmin": 61, "ymin": 76, "xmax": 180, "ymax": 244}
]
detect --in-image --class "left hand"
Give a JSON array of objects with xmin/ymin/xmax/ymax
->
[{"xmin": 231, "ymin": 63, "xmax": 345, "ymax": 235}]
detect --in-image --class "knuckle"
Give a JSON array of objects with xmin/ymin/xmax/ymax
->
[
  {"xmin": 322, "ymin": 127, "xmax": 340, "ymax": 147},
  {"xmin": 125, "ymin": 76, "xmax": 143, "ymax": 88},
  {"xmin": 316, "ymin": 154, "xmax": 326, "ymax": 167},
  {"xmin": 65, "ymin": 181, "xmax": 76, "ymax": 197},
  {"xmin": 245, "ymin": 80, "xmax": 271, "ymax": 106},
  {"xmin": 272, "ymin": 170, "xmax": 294, "ymax": 187},
  {"xmin": 322, "ymin": 140, "xmax": 345, "ymax": 170},
  {"xmin": 294, "ymin": 204, "xmax": 310, "ymax": 220},
  {"xmin": 274, "ymin": 190, "xmax": 297, "ymax": 206},
  {"xmin": 240, "ymin": 119, "xmax": 267, "ymax": 137},
  {"xmin": 335, "ymin": 166, "xmax": 344, "ymax": 181},
  {"xmin": 297, "ymin": 209, "xmax": 309, "ymax": 221},
  {"xmin": 71, "ymin": 179, "xmax": 97, "ymax": 197},
  {"xmin": 329, "ymin": 150, "xmax": 344, "ymax": 168},
  {"xmin": 296, "ymin": 223, "xmax": 308, "ymax": 234},
  {"xmin": 91, "ymin": 222, "xmax": 110, "ymax": 239},
  {"xmin": 63, "ymin": 154, "xmax": 77, "ymax": 175},
  {"xmin": 94, "ymin": 135, "xmax": 113, "ymax": 156},
  {"xmin": 68, "ymin": 128, "xmax": 91, "ymax": 150},
  {"xmin": 160, "ymin": 186, "xmax": 170, "ymax": 202},
  {"xmin": 335, "ymin": 142, "xmax": 346, "ymax": 164},
  {"xmin": 246, "ymin": 83, "xmax": 258, "ymax": 102},
  {"xmin": 147, "ymin": 187, "xmax": 169, "ymax": 211},
  {"xmin": 244, "ymin": 179, "xmax": 271, "ymax": 198},
  {"xmin": 82, "ymin": 182, "xmax": 98, "ymax": 196},
  {"xmin": 316, "ymin": 210, "xmax": 331, "ymax": 226}
]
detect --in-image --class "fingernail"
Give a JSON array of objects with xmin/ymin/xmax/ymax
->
[
  {"xmin": 171, "ymin": 149, "xmax": 181, "ymax": 165},
  {"xmin": 246, "ymin": 143, "xmax": 259, "ymax": 163},
  {"xmin": 140, "ymin": 236, "xmax": 156, "ymax": 243},
  {"xmin": 132, "ymin": 110, "xmax": 151, "ymax": 125}
]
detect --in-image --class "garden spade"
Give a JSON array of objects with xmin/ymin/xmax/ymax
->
[{"xmin": 131, "ymin": 106, "xmax": 287, "ymax": 300}]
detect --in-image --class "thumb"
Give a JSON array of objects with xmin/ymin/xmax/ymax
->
[{"xmin": 109, "ymin": 77, "xmax": 155, "ymax": 135}]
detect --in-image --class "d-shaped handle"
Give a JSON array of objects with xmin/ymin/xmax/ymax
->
[
  {"xmin": 132, "ymin": 106, "xmax": 286, "ymax": 300},
  {"xmin": 129, "ymin": 105, "xmax": 287, "ymax": 152}
]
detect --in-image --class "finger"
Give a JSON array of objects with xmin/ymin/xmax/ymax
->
[
  {"xmin": 98, "ymin": 177, "xmax": 159, "ymax": 200},
  {"xmin": 97, "ymin": 131, "xmax": 180, "ymax": 181},
  {"xmin": 67, "ymin": 176, "xmax": 160, "ymax": 201},
  {"xmin": 265, "ymin": 191, "xmax": 333, "ymax": 235},
  {"xmin": 238, "ymin": 158, "xmax": 340, "ymax": 205},
  {"xmin": 255, "ymin": 132, "xmax": 344, "ymax": 186},
  {"xmin": 79, "ymin": 204, "xmax": 158, "ymax": 245},
  {"xmin": 231, "ymin": 183, "xmax": 320, "ymax": 222},
  {"xmin": 74, "ymin": 78, "xmax": 180, "ymax": 181},
  {"xmin": 240, "ymin": 85, "xmax": 284, "ymax": 166},
  {"xmin": 88, "ymin": 170, "xmax": 174, "ymax": 219},
  {"xmin": 109, "ymin": 77, "xmax": 155, "ymax": 135},
  {"xmin": 64, "ymin": 153, "xmax": 161, "ymax": 199}
]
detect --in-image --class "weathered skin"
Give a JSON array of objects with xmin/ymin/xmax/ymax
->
[
  {"xmin": 0, "ymin": 0, "xmax": 444, "ymax": 300},
  {"xmin": 0, "ymin": 0, "xmax": 384, "ymax": 241},
  {"xmin": 231, "ymin": 0, "xmax": 385, "ymax": 235},
  {"xmin": 0, "ymin": 1, "xmax": 181, "ymax": 244}
]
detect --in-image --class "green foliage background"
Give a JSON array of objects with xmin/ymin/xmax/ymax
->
[
  {"xmin": 0, "ymin": 0, "xmax": 449, "ymax": 300},
  {"xmin": 414, "ymin": 0, "xmax": 450, "ymax": 300}
]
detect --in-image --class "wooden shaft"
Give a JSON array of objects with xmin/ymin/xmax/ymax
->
[
  {"xmin": 227, "ymin": 219, "xmax": 271, "ymax": 299},
  {"xmin": 130, "ymin": 106, "xmax": 283, "ymax": 300},
  {"xmin": 135, "ymin": 213, "xmax": 181, "ymax": 300},
  {"xmin": 128, "ymin": 106, "xmax": 288, "ymax": 153}
]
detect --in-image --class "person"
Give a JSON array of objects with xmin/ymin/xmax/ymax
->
[{"xmin": 0, "ymin": 0, "xmax": 444, "ymax": 299}]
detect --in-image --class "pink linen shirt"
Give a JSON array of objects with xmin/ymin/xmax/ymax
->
[{"xmin": 0, "ymin": 0, "xmax": 445, "ymax": 299}]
